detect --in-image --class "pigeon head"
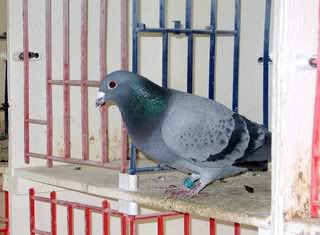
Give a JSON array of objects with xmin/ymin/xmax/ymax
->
[
  {"xmin": 96, "ymin": 70, "xmax": 137, "ymax": 107},
  {"xmin": 96, "ymin": 70, "xmax": 171, "ymax": 130}
]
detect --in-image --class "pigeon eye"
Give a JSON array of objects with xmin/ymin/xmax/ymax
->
[{"xmin": 108, "ymin": 81, "xmax": 117, "ymax": 89}]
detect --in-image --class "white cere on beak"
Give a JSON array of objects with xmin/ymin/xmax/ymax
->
[{"xmin": 97, "ymin": 91, "xmax": 106, "ymax": 100}]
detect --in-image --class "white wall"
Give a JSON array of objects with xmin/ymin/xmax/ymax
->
[
  {"xmin": 271, "ymin": 0, "xmax": 318, "ymax": 233},
  {"xmin": 0, "ymin": 0, "xmax": 7, "ymax": 136},
  {"xmin": 8, "ymin": 0, "xmax": 271, "ymax": 166}
]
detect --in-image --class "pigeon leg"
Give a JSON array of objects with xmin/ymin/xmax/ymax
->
[
  {"xmin": 182, "ymin": 177, "xmax": 212, "ymax": 197},
  {"xmin": 165, "ymin": 174, "xmax": 200, "ymax": 194}
]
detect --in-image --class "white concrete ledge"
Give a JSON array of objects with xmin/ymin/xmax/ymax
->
[
  {"xmin": 13, "ymin": 163, "xmax": 271, "ymax": 228},
  {"xmin": 285, "ymin": 218, "xmax": 320, "ymax": 234}
]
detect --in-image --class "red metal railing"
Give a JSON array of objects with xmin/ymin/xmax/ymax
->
[
  {"xmin": 22, "ymin": 0, "xmax": 128, "ymax": 171},
  {"xmin": 0, "ymin": 187, "xmax": 9, "ymax": 234},
  {"xmin": 29, "ymin": 188, "xmax": 243, "ymax": 235},
  {"xmin": 310, "ymin": 0, "xmax": 320, "ymax": 218}
]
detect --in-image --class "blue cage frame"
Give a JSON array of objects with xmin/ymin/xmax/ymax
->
[{"xmin": 128, "ymin": 0, "xmax": 272, "ymax": 174}]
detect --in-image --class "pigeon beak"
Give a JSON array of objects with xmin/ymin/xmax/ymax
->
[{"xmin": 96, "ymin": 91, "xmax": 106, "ymax": 107}]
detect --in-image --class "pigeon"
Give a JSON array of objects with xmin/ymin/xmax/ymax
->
[{"xmin": 96, "ymin": 70, "xmax": 271, "ymax": 195}]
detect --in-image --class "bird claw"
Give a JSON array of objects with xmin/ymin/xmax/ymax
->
[
  {"xmin": 165, "ymin": 185, "xmax": 189, "ymax": 194},
  {"xmin": 165, "ymin": 181, "xmax": 206, "ymax": 198}
]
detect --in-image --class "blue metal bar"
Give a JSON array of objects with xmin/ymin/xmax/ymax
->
[
  {"xmin": 185, "ymin": 0, "xmax": 193, "ymax": 93},
  {"xmin": 130, "ymin": 0, "xmax": 138, "ymax": 174},
  {"xmin": 132, "ymin": 0, "xmax": 138, "ymax": 73},
  {"xmin": 128, "ymin": 143, "xmax": 136, "ymax": 174},
  {"xmin": 160, "ymin": 0, "xmax": 168, "ymax": 88},
  {"xmin": 232, "ymin": 0, "xmax": 241, "ymax": 112},
  {"xmin": 159, "ymin": 0, "xmax": 165, "ymax": 27},
  {"xmin": 136, "ymin": 27, "xmax": 236, "ymax": 36},
  {"xmin": 162, "ymin": 34, "xmax": 168, "ymax": 88},
  {"xmin": 208, "ymin": 0, "xmax": 217, "ymax": 100},
  {"xmin": 263, "ymin": 0, "xmax": 271, "ymax": 129},
  {"xmin": 134, "ymin": 164, "xmax": 173, "ymax": 173}
]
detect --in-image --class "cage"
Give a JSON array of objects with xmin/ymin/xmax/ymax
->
[{"xmin": 2, "ymin": 0, "xmax": 320, "ymax": 234}]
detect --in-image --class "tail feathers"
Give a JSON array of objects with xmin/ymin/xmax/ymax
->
[
  {"xmin": 233, "ymin": 118, "xmax": 271, "ymax": 170},
  {"xmin": 233, "ymin": 160, "xmax": 268, "ymax": 170}
]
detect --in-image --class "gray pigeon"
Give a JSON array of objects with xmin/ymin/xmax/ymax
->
[{"xmin": 96, "ymin": 70, "xmax": 271, "ymax": 195}]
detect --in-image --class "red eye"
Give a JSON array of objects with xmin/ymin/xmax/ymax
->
[{"xmin": 108, "ymin": 81, "xmax": 117, "ymax": 89}]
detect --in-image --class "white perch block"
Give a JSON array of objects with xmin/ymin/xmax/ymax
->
[
  {"xmin": 118, "ymin": 173, "xmax": 138, "ymax": 192},
  {"xmin": 118, "ymin": 173, "xmax": 139, "ymax": 215}
]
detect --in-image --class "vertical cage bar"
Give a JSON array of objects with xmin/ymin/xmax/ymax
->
[
  {"xmin": 184, "ymin": 213, "xmax": 190, "ymax": 235},
  {"xmin": 50, "ymin": 191, "xmax": 57, "ymax": 235},
  {"xmin": 157, "ymin": 216, "xmax": 164, "ymax": 235},
  {"xmin": 209, "ymin": 218, "xmax": 215, "ymax": 235},
  {"xmin": 102, "ymin": 200, "xmax": 109, "ymax": 235},
  {"xmin": 208, "ymin": 0, "xmax": 217, "ymax": 100},
  {"xmin": 23, "ymin": 0, "xmax": 30, "ymax": 164},
  {"xmin": 45, "ymin": 0, "xmax": 53, "ymax": 167},
  {"xmin": 29, "ymin": 188, "xmax": 35, "ymax": 235},
  {"xmin": 262, "ymin": 0, "xmax": 271, "ymax": 128},
  {"xmin": 129, "ymin": 217, "xmax": 135, "ymax": 235},
  {"xmin": 121, "ymin": 215, "xmax": 127, "ymax": 235},
  {"xmin": 232, "ymin": 0, "xmax": 241, "ymax": 112},
  {"xmin": 234, "ymin": 223, "xmax": 240, "ymax": 235},
  {"xmin": 130, "ymin": 0, "xmax": 139, "ymax": 174},
  {"xmin": 185, "ymin": 0, "xmax": 193, "ymax": 93},
  {"xmin": 132, "ymin": 0, "xmax": 138, "ymax": 73},
  {"xmin": 67, "ymin": 205, "xmax": 73, "ymax": 235},
  {"xmin": 160, "ymin": 0, "xmax": 168, "ymax": 88},
  {"xmin": 85, "ymin": 208, "xmax": 91, "ymax": 235},
  {"xmin": 63, "ymin": 0, "xmax": 71, "ymax": 159},
  {"xmin": 99, "ymin": 0, "xmax": 108, "ymax": 163},
  {"xmin": 81, "ymin": 0, "xmax": 89, "ymax": 160},
  {"xmin": 121, "ymin": 0, "xmax": 129, "ymax": 173},
  {"xmin": 4, "ymin": 62, "xmax": 8, "ymax": 136},
  {"xmin": 311, "ymin": 0, "xmax": 320, "ymax": 218},
  {"xmin": 4, "ymin": 191, "xmax": 9, "ymax": 234}
]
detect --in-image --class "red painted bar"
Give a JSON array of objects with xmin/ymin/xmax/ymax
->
[
  {"xmin": 134, "ymin": 211, "xmax": 180, "ymax": 220},
  {"xmin": 81, "ymin": 0, "xmax": 89, "ymax": 161},
  {"xmin": 234, "ymin": 223, "xmax": 240, "ymax": 235},
  {"xmin": 49, "ymin": 80, "xmax": 100, "ymax": 87},
  {"xmin": 121, "ymin": 215, "xmax": 127, "ymax": 235},
  {"xmin": 63, "ymin": 0, "xmax": 71, "ymax": 160},
  {"xmin": 311, "ymin": 0, "xmax": 320, "ymax": 218},
  {"xmin": 23, "ymin": 0, "xmax": 30, "ymax": 164},
  {"xmin": 157, "ymin": 216, "xmax": 164, "ymax": 235},
  {"xmin": 184, "ymin": 213, "xmax": 190, "ymax": 235},
  {"xmin": 85, "ymin": 208, "xmax": 91, "ymax": 235},
  {"xmin": 29, "ymin": 188, "xmax": 35, "ymax": 235},
  {"xmin": 27, "ymin": 119, "xmax": 47, "ymax": 125},
  {"xmin": 0, "ymin": 218, "xmax": 8, "ymax": 223},
  {"xmin": 67, "ymin": 205, "xmax": 73, "ymax": 235},
  {"xmin": 209, "ymin": 218, "xmax": 215, "ymax": 235},
  {"xmin": 120, "ymin": 0, "xmax": 128, "ymax": 172},
  {"xmin": 4, "ymin": 191, "xmax": 9, "ymax": 234},
  {"xmin": 99, "ymin": 0, "xmax": 108, "ymax": 164},
  {"xmin": 34, "ymin": 195, "xmax": 123, "ymax": 216},
  {"xmin": 102, "ymin": 200, "xmax": 109, "ymax": 235},
  {"xmin": 27, "ymin": 152, "xmax": 121, "ymax": 170},
  {"xmin": 129, "ymin": 217, "xmax": 135, "ymax": 235},
  {"xmin": 45, "ymin": 0, "xmax": 53, "ymax": 167},
  {"xmin": 50, "ymin": 191, "xmax": 57, "ymax": 235}
]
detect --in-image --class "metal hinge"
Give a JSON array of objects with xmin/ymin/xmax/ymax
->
[{"xmin": 13, "ymin": 51, "xmax": 41, "ymax": 61}]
